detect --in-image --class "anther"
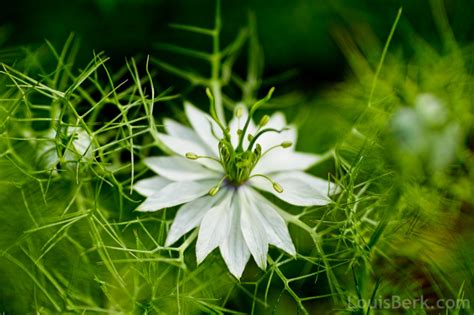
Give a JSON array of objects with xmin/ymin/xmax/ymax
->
[
  {"xmin": 281, "ymin": 141, "xmax": 293, "ymax": 148},
  {"xmin": 235, "ymin": 106, "xmax": 244, "ymax": 118},
  {"xmin": 272, "ymin": 182, "xmax": 284, "ymax": 193},
  {"xmin": 250, "ymin": 174, "xmax": 284, "ymax": 193},
  {"xmin": 208, "ymin": 176, "xmax": 227, "ymax": 196},
  {"xmin": 259, "ymin": 115, "xmax": 270, "ymax": 127},
  {"xmin": 208, "ymin": 186, "xmax": 220, "ymax": 196},
  {"xmin": 185, "ymin": 152, "xmax": 199, "ymax": 160},
  {"xmin": 185, "ymin": 152, "xmax": 222, "ymax": 163}
]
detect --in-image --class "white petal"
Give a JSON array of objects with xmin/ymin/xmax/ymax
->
[
  {"xmin": 250, "ymin": 171, "xmax": 338, "ymax": 207},
  {"xmin": 64, "ymin": 127, "xmax": 94, "ymax": 161},
  {"xmin": 228, "ymin": 105, "xmax": 257, "ymax": 148},
  {"xmin": 163, "ymin": 118, "xmax": 201, "ymax": 142},
  {"xmin": 158, "ymin": 132, "xmax": 221, "ymax": 171},
  {"xmin": 165, "ymin": 195, "xmax": 218, "ymax": 246},
  {"xmin": 36, "ymin": 134, "xmax": 59, "ymax": 169},
  {"xmin": 253, "ymin": 149, "xmax": 323, "ymax": 174},
  {"xmin": 134, "ymin": 176, "xmax": 171, "ymax": 197},
  {"xmin": 71, "ymin": 128, "xmax": 93, "ymax": 157},
  {"xmin": 136, "ymin": 179, "xmax": 215, "ymax": 212},
  {"xmin": 159, "ymin": 132, "xmax": 209, "ymax": 156},
  {"xmin": 247, "ymin": 189, "xmax": 296, "ymax": 255},
  {"xmin": 144, "ymin": 156, "xmax": 220, "ymax": 181},
  {"xmin": 195, "ymin": 192, "xmax": 233, "ymax": 264},
  {"xmin": 239, "ymin": 187, "xmax": 268, "ymax": 270},
  {"xmin": 185, "ymin": 102, "xmax": 222, "ymax": 156},
  {"xmin": 266, "ymin": 112, "xmax": 286, "ymax": 129},
  {"xmin": 219, "ymin": 189, "xmax": 251, "ymax": 278},
  {"xmin": 257, "ymin": 112, "xmax": 296, "ymax": 151}
]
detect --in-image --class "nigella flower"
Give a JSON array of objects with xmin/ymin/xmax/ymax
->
[
  {"xmin": 135, "ymin": 90, "xmax": 338, "ymax": 278},
  {"xmin": 36, "ymin": 127, "xmax": 94, "ymax": 170}
]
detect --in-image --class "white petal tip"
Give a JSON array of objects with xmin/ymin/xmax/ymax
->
[
  {"xmin": 135, "ymin": 201, "xmax": 163, "ymax": 212},
  {"xmin": 162, "ymin": 118, "xmax": 174, "ymax": 125},
  {"xmin": 196, "ymin": 248, "xmax": 209, "ymax": 265},
  {"xmin": 184, "ymin": 101, "xmax": 197, "ymax": 110},
  {"xmin": 135, "ymin": 207, "xmax": 155, "ymax": 212},
  {"xmin": 184, "ymin": 102, "xmax": 198, "ymax": 116},
  {"xmin": 229, "ymin": 269, "xmax": 244, "ymax": 280},
  {"xmin": 164, "ymin": 237, "xmax": 176, "ymax": 247},
  {"xmin": 288, "ymin": 249, "xmax": 297, "ymax": 257},
  {"xmin": 255, "ymin": 259, "xmax": 267, "ymax": 271},
  {"xmin": 330, "ymin": 184, "xmax": 343, "ymax": 195},
  {"xmin": 280, "ymin": 243, "xmax": 296, "ymax": 257},
  {"xmin": 196, "ymin": 254, "xmax": 205, "ymax": 265}
]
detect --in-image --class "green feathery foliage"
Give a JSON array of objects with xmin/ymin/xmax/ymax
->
[{"xmin": 0, "ymin": 1, "xmax": 473, "ymax": 314}]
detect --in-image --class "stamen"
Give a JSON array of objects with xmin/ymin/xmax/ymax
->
[
  {"xmin": 208, "ymin": 186, "xmax": 220, "ymax": 196},
  {"xmin": 234, "ymin": 105, "xmax": 245, "ymax": 132},
  {"xmin": 235, "ymin": 106, "xmax": 244, "ymax": 118},
  {"xmin": 208, "ymin": 89, "xmax": 284, "ymax": 187},
  {"xmin": 247, "ymin": 127, "xmax": 288, "ymax": 151},
  {"xmin": 272, "ymin": 182, "xmax": 284, "ymax": 193},
  {"xmin": 250, "ymin": 173, "xmax": 284, "ymax": 193},
  {"xmin": 236, "ymin": 87, "xmax": 275, "ymax": 152},
  {"xmin": 206, "ymin": 88, "xmax": 230, "ymax": 141},
  {"xmin": 185, "ymin": 152, "xmax": 199, "ymax": 160},
  {"xmin": 261, "ymin": 141, "xmax": 292, "ymax": 157},
  {"xmin": 208, "ymin": 176, "xmax": 227, "ymax": 196},
  {"xmin": 258, "ymin": 115, "xmax": 270, "ymax": 128},
  {"xmin": 185, "ymin": 152, "xmax": 221, "ymax": 163}
]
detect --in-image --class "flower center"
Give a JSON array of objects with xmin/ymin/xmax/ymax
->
[
  {"xmin": 219, "ymin": 140, "xmax": 259, "ymax": 186},
  {"xmin": 185, "ymin": 88, "xmax": 291, "ymax": 196}
]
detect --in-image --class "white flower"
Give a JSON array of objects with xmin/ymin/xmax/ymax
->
[
  {"xmin": 135, "ymin": 101, "xmax": 338, "ymax": 278},
  {"xmin": 36, "ymin": 127, "xmax": 94, "ymax": 170}
]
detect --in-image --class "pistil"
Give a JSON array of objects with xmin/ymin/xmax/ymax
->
[{"xmin": 184, "ymin": 87, "xmax": 290, "ymax": 195}]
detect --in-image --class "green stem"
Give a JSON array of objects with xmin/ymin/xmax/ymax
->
[
  {"xmin": 247, "ymin": 127, "xmax": 286, "ymax": 151},
  {"xmin": 211, "ymin": 0, "xmax": 225, "ymax": 123}
]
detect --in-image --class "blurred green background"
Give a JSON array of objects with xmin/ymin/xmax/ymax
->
[{"xmin": 1, "ymin": 0, "xmax": 472, "ymax": 88}]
